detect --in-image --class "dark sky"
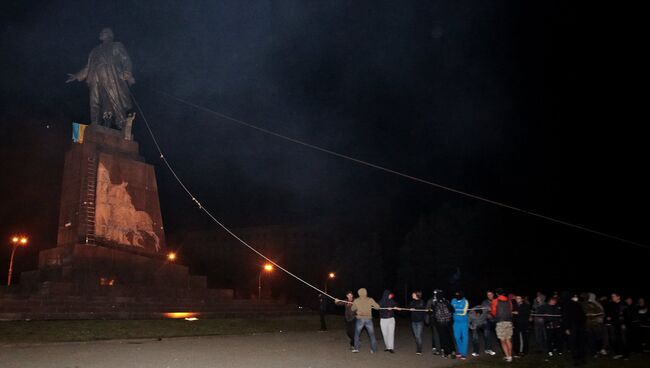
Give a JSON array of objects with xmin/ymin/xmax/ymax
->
[{"xmin": 1, "ymin": 1, "xmax": 647, "ymax": 298}]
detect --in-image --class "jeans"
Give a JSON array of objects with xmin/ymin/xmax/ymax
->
[
  {"xmin": 355, "ymin": 318, "xmax": 378, "ymax": 352},
  {"xmin": 411, "ymin": 321, "xmax": 424, "ymax": 353},
  {"xmin": 345, "ymin": 319, "xmax": 356, "ymax": 347},
  {"xmin": 472, "ymin": 325, "xmax": 490, "ymax": 354},
  {"xmin": 534, "ymin": 319, "xmax": 546, "ymax": 352},
  {"xmin": 547, "ymin": 327, "xmax": 563, "ymax": 354},
  {"xmin": 486, "ymin": 319, "xmax": 496, "ymax": 351},
  {"xmin": 380, "ymin": 318, "xmax": 396, "ymax": 350},
  {"xmin": 513, "ymin": 326, "xmax": 530, "ymax": 355}
]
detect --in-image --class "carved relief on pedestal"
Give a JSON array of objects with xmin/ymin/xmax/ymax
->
[{"xmin": 95, "ymin": 157, "xmax": 161, "ymax": 252}]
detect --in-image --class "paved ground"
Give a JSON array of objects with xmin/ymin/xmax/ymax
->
[{"xmin": 1, "ymin": 325, "xmax": 464, "ymax": 368}]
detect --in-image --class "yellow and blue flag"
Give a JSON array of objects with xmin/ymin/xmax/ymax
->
[{"xmin": 72, "ymin": 122, "xmax": 88, "ymax": 143}]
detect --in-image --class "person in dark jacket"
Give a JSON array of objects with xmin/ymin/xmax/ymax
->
[
  {"xmin": 318, "ymin": 293, "xmax": 328, "ymax": 331},
  {"xmin": 637, "ymin": 298, "xmax": 648, "ymax": 352},
  {"xmin": 532, "ymin": 292, "xmax": 547, "ymax": 353},
  {"xmin": 379, "ymin": 290, "xmax": 399, "ymax": 353},
  {"xmin": 335, "ymin": 291, "xmax": 356, "ymax": 349},
  {"xmin": 481, "ymin": 290, "xmax": 497, "ymax": 355},
  {"xmin": 581, "ymin": 292, "xmax": 605, "ymax": 357},
  {"xmin": 609, "ymin": 293, "xmax": 629, "ymax": 359},
  {"xmin": 408, "ymin": 291, "xmax": 427, "ymax": 355},
  {"xmin": 431, "ymin": 289, "xmax": 456, "ymax": 358},
  {"xmin": 539, "ymin": 296, "xmax": 563, "ymax": 356},
  {"xmin": 425, "ymin": 290, "xmax": 442, "ymax": 354},
  {"xmin": 625, "ymin": 297, "xmax": 641, "ymax": 353},
  {"xmin": 512, "ymin": 295, "xmax": 531, "ymax": 357},
  {"xmin": 564, "ymin": 293, "xmax": 587, "ymax": 366}
]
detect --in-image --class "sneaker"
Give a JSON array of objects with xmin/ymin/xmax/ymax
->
[
  {"xmin": 416, "ymin": 352, "xmax": 422, "ymax": 355},
  {"xmin": 471, "ymin": 353, "xmax": 480, "ymax": 357},
  {"xmin": 388, "ymin": 349, "xmax": 395, "ymax": 354},
  {"xmin": 613, "ymin": 355, "xmax": 623, "ymax": 360},
  {"xmin": 460, "ymin": 356, "xmax": 467, "ymax": 360},
  {"xmin": 370, "ymin": 350, "xmax": 376, "ymax": 354},
  {"xmin": 486, "ymin": 349, "xmax": 496, "ymax": 356},
  {"xmin": 548, "ymin": 352, "xmax": 553, "ymax": 357},
  {"xmin": 505, "ymin": 356, "xmax": 513, "ymax": 363},
  {"xmin": 599, "ymin": 349, "xmax": 608, "ymax": 356},
  {"xmin": 351, "ymin": 349, "xmax": 359, "ymax": 353},
  {"xmin": 432, "ymin": 348, "xmax": 441, "ymax": 355}
]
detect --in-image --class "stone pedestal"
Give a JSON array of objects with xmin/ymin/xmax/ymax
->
[{"xmin": 57, "ymin": 124, "xmax": 165, "ymax": 253}]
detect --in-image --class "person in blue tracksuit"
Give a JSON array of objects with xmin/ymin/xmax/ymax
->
[{"xmin": 451, "ymin": 291, "xmax": 470, "ymax": 359}]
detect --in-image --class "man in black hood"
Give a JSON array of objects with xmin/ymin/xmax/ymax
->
[
  {"xmin": 426, "ymin": 290, "xmax": 442, "ymax": 354},
  {"xmin": 430, "ymin": 290, "xmax": 455, "ymax": 358},
  {"xmin": 379, "ymin": 290, "xmax": 399, "ymax": 353}
]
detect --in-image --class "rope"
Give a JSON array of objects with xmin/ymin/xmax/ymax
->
[
  {"xmin": 130, "ymin": 93, "xmax": 339, "ymax": 302},
  {"xmin": 144, "ymin": 88, "xmax": 648, "ymax": 250}
]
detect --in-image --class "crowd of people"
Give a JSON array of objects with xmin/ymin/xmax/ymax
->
[{"xmin": 334, "ymin": 288, "xmax": 649, "ymax": 365}]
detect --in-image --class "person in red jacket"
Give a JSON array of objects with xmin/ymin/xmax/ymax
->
[{"xmin": 491, "ymin": 288, "xmax": 514, "ymax": 362}]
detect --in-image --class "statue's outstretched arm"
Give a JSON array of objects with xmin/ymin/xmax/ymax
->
[{"xmin": 66, "ymin": 59, "xmax": 89, "ymax": 83}]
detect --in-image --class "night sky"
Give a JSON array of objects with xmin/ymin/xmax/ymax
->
[{"xmin": 1, "ymin": 1, "xmax": 647, "ymax": 302}]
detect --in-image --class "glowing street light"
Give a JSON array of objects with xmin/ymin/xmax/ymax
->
[
  {"xmin": 7, "ymin": 236, "xmax": 28, "ymax": 286},
  {"xmin": 324, "ymin": 272, "xmax": 336, "ymax": 294},
  {"xmin": 167, "ymin": 252, "xmax": 177, "ymax": 261},
  {"xmin": 258, "ymin": 263, "xmax": 274, "ymax": 301}
]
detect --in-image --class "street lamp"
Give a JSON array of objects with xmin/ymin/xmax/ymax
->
[
  {"xmin": 167, "ymin": 252, "xmax": 177, "ymax": 261},
  {"xmin": 324, "ymin": 272, "xmax": 335, "ymax": 294},
  {"xmin": 258, "ymin": 263, "xmax": 273, "ymax": 301},
  {"xmin": 7, "ymin": 236, "xmax": 28, "ymax": 286}
]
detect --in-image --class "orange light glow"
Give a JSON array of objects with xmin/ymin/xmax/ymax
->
[
  {"xmin": 10, "ymin": 236, "xmax": 28, "ymax": 246},
  {"xmin": 167, "ymin": 252, "xmax": 176, "ymax": 261},
  {"xmin": 163, "ymin": 312, "xmax": 200, "ymax": 319},
  {"xmin": 328, "ymin": 272, "xmax": 335, "ymax": 279},
  {"xmin": 263, "ymin": 264, "xmax": 274, "ymax": 272}
]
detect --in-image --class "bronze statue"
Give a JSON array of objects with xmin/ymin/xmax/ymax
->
[{"xmin": 67, "ymin": 28, "xmax": 135, "ymax": 131}]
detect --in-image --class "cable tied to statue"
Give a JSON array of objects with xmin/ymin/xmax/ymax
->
[
  {"xmin": 142, "ymin": 87, "xmax": 648, "ymax": 251},
  {"xmin": 129, "ymin": 91, "xmax": 340, "ymax": 302}
]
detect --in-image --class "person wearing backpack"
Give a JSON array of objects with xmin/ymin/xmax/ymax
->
[
  {"xmin": 491, "ymin": 288, "xmax": 514, "ymax": 362},
  {"xmin": 451, "ymin": 291, "xmax": 470, "ymax": 359},
  {"xmin": 432, "ymin": 289, "xmax": 456, "ymax": 358}
]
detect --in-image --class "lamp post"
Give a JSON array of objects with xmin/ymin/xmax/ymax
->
[
  {"xmin": 324, "ymin": 272, "xmax": 335, "ymax": 294},
  {"xmin": 258, "ymin": 263, "xmax": 273, "ymax": 301},
  {"xmin": 7, "ymin": 236, "xmax": 28, "ymax": 286}
]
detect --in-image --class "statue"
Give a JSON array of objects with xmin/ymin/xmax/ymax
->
[{"xmin": 67, "ymin": 28, "xmax": 135, "ymax": 132}]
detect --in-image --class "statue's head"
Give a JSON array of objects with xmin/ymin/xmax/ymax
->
[{"xmin": 99, "ymin": 28, "xmax": 114, "ymax": 42}]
